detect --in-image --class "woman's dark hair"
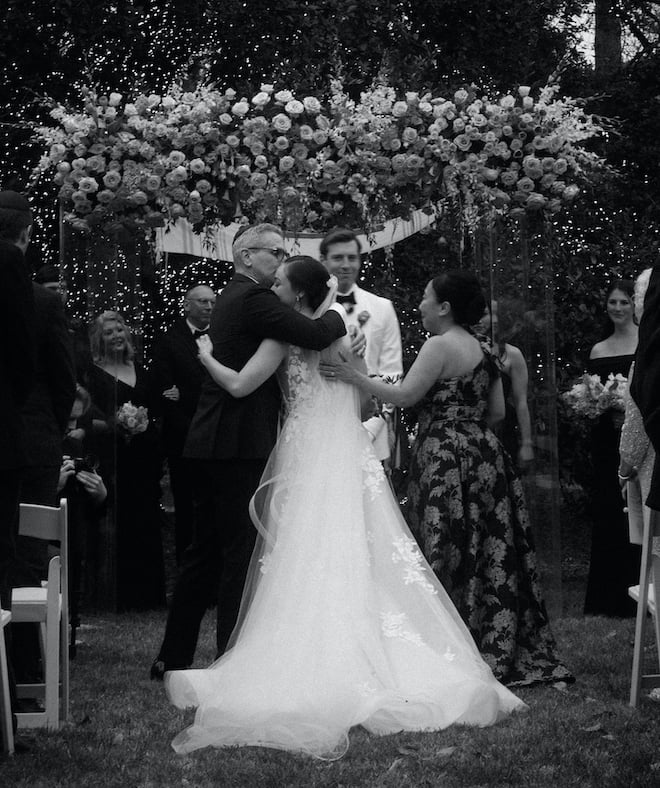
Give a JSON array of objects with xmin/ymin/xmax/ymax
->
[
  {"xmin": 430, "ymin": 270, "xmax": 486, "ymax": 327},
  {"xmin": 598, "ymin": 279, "xmax": 635, "ymax": 340},
  {"xmin": 285, "ymin": 256, "xmax": 331, "ymax": 311}
]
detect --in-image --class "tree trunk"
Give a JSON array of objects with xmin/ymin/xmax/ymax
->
[{"xmin": 595, "ymin": 0, "xmax": 622, "ymax": 79}]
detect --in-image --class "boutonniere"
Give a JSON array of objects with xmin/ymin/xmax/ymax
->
[{"xmin": 357, "ymin": 310, "xmax": 371, "ymax": 327}]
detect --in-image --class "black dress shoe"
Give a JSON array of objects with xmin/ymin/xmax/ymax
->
[{"xmin": 150, "ymin": 659, "xmax": 166, "ymax": 681}]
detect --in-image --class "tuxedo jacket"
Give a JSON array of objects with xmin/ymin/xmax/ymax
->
[
  {"xmin": 341, "ymin": 286, "xmax": 403, "ymax": 379},
  {"xmin": 184, "ymin": 273, "xmax": 346, "ymax": 461},
  {"xmin": 631, "ymin": 263, "xmax": 660, "ymax": 508},
  {"xmin": 150, "ymin": 318, "xmax": 207, "ymax": 456},
  {"xmin": 20, "ymin": 283, "xmax": 76, "ymax": 468},
  {"xmin": 0, "ymin": 240, "xmax": 36, "ymax": 470}
]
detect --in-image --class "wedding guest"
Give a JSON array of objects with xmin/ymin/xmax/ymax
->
[
  {"xmin": 0, "ymin": 190, "xmax": 36, "ymax": 733},
  {"xmin": 476, "ymin": 299, "xmax": 534, "ymax": 472},
  {"xmin": 33, "ymin": 263, "xmax": 93, "ymax": 386},
  {"xmin": 151, "ymin": 224, "xmax": 350, "ymax": 680},
  {"xmin": 584, "ymin": 280, "xmax": 640, "ymax": 617},
  {"xmin": 631, "ymin": 263, "xmax": 660, "ymax": 511},
  {"xmin": 88, "ymin": 310, "xmax": 165, "ymax": 612},
  {"xmin": 319, "ymin": 227, "xmax": 403, "ymax": 466},
  {"xmin": 325, "ymin": 270, "xmax": 572, "ymax": 686},
  {"xmin": 59, "ymin": 385, "xmax": 107, "ymax": 655},
  {"xmin": 151, "ymin": 285, "xmax": 216, "ymax": 563}
]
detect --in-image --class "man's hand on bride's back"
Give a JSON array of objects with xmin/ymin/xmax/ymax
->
[{"xmin": 348, "ymin": 325, "xmax": 366, "ymax": 357}]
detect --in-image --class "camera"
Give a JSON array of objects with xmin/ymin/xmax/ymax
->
[{"xmin": 72, "ymin": 456, "xmax": 97, "ymax": 473}]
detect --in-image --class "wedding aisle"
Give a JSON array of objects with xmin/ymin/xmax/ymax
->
[{"xmin": 3, "ymin": 604, "xmax": 659, "ymax": 786}]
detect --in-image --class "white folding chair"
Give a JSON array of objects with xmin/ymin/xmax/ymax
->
[
  {"xmin": 11, "ymin": 499, "xmax": 69, "ymax": 729},
  {"xmin": 0, "ymin": 608, "xmax": 14, "ymax": 754},
  {"xmin": 627, "ymin": 486, "xmax": 660, "ymax": 707}
]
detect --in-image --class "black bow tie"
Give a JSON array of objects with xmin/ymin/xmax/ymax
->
[
  {"xmin": 336, "ymin": 293, "xmax": 356, "ymax": 313},
  {"xmin": 192, "ymin": 329, "xmax": 208, "ymax": 339}
]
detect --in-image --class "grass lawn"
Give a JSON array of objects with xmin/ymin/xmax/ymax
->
[
  {"xmin": 2, "ymin": 609, "xmax": 660, "ymax": 786},
  {"xmin": 2, "ymin": 512, "xmax": 659, "ymax": 787}
]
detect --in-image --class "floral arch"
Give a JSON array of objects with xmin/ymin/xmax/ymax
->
[{"xmin": 34, "ymin": 79, "xmax": 603, "ymax": 257}]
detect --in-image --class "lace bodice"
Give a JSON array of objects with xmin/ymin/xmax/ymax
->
[{"xmin": 278, "ymin": 345, "xmax": 320, "ymax": 417}]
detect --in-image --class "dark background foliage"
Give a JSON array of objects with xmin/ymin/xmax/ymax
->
[{"xmin": 1, "ymin": 0, "xmax": 660, "ymax": 503}]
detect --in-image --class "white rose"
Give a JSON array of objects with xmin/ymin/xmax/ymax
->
[
  {"xmin": 252, "ymin": 92, "xmax": 271, "ymax": 107},
  {"xmin": 285, "ymin": 99, "xmax": 305, "ymax": 116},
  {"xmin": 104, "ymin": 106, "xmax": 117, "ymax": 119},
  {"xmin": 518, "ymin": 86, "xmax": 531, "ymax": 97},
  {"xmin": 418, "ymin": 101, "xmax": 433, "ymax": 114},
  {"xmin": 124, "ymin": 103, "xmax": 138, "ymax": 117},
  {"xmin": 260, "ymin": 83, "xmax": 274, "ymax": 93},
  {"xmin": 161, "ymin": 96, "xmax": 176, "ymax": 109},
  {"xmin": 303, "ymin": 96, "xmax": 321, "ymax": 113},
  {"xmin": 232, "ymin": 101, "xmax": 250, "ymax": 116},
  {"xmin": 392, "ymin": 101, "xmax": 408, "ymax": 118},
  {"xmin": 225, "ymin": 88, "xmax": 237, "ymax": 100},
  {"xmin": 274, "ymin": 90, "xmax": 293, "ymax": 103}
]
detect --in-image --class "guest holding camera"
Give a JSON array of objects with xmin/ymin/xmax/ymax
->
[{"xmin": 59, "ymin": 386, "xmax": 107, "ymax": 653}]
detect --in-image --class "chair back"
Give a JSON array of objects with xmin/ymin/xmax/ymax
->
[{"xmin": 18, "ymin": 499, "xmax": 69, "ymax": 599}]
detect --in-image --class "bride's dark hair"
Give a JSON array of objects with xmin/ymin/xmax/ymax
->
[{"xmin": 285, "ymin": 256, "xmax": 331, "ymax": 311}]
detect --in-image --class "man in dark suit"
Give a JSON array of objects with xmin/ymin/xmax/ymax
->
[
  {"xmin": 0, "ymin": 190, "xmax": 36, "ymax": 736},
  {"xmin": 20, "ymin": 281, "xmax": 76, "ymax": 507},
  {"xmin": 151, "ymin": 284, "xmax": 216, "ymax": 562},
  {"xmin": 631, "ymin": 263, "xmax": 660, "ymax": 510},
  {"xmin": 151, "ymin": 223, "xmax": 349, "ymax": 677}
]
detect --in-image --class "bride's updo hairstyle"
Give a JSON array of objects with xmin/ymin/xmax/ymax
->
[
  {"xmin": 285, "ymin": 255, "xmax": 332, "ymax": 311},
  {"xmin": 431, "ymin": 270, "xmax": 486, "ymax": 327}
]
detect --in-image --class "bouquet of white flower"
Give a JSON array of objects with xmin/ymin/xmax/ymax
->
[
  {"xmin": 562, "ymin": 372, "xmax": 627, "ymax": 419},
  {"xmin": 116, "ymin": 401, "xmax": 149, "ymax": 438}
]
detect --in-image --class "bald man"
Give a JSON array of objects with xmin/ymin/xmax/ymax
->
[{"xmin": 151, "ymin": 285, "xmax": 217, "ymax": 562}]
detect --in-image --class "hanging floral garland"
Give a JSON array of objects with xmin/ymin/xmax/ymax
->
[{"xmin": 31, "ymin": 79, "xmax": 604, "ymax": 239}]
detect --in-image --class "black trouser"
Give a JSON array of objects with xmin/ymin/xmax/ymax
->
[
  {"xmin": 157, "ymin": 458, "xmax": 265, "ymax": 668},
  {"xmin": 168, "ymin": 454, "xmax": 195, "ymax": 565}
]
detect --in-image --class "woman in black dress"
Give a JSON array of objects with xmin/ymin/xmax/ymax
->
[
  {"xmin": 88, "ymin": 310, "xmax": 165, "ymax": 612},
  {"xmin": 584, "ymin": 280, "xmax": 640, "ymax": 616}
]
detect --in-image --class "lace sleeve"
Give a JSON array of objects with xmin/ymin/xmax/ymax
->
[{"xmin": 620, "ymin": 363, "xmax": 650, "ymax": 467}]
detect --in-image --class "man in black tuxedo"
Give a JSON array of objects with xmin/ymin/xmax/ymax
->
[
  {"xmin": 151, "ymin": 223, "xmax": 348, "ymax": 677},
  {"xmin": 0, "ymin": 190, "xmax": 36, "ymax": 734},
  {"xmin": 631, "ymin": 263, "xmax": 660, "ymax": 510},
  {"xmin": 151, "ymin": 284, "xmax": 216, "ymax": 562}
]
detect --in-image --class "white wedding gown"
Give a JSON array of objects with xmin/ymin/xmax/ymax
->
[{"xmin": 166, "ymin": 335, "xmax": 525, "ymax": 758}]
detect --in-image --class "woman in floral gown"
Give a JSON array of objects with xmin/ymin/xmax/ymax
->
[
  {"xmin": 165, "ymin": 257, "xmax": 524, "ymax": 758},
  {"xmin": 330, "ymin": 270, "xmax": 571, "ymax": 687}
]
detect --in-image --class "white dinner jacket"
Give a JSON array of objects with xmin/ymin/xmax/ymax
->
[{"xmin": 340, "ymin": 285, "xmax": 403, "ymax": 380}]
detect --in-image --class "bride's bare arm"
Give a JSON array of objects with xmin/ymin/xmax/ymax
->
[
  {"xmin": 197, "ymin": 335, "xmax": 286, "ymax": 397},
  {"xmin": 322, "ymin": 336, "xmax": 445, "ymax": 408}
]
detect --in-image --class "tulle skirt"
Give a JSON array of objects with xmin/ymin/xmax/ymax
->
[{"xmin": 166, "ymin": 376, "xmax": 525, "ymax": 757}]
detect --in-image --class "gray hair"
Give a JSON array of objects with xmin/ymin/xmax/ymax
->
[{"xmin": 232, "ymin": 223, "xmax": 282, "ymax": 266}]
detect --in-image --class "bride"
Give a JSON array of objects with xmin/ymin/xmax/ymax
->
[{"xmin": 165, "ymin": 255, "xmax": 525, "ymax": 758}]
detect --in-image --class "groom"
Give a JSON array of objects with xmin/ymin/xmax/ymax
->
[{"xmin": 151, "ymin": 223, "xmax": 351, "ymax": 678}]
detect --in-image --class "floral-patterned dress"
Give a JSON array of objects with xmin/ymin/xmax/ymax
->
[
  {"xmin": 406, "ymin": 353, "xmax": 572, "ymax": 687},
  {"xmin": 166, "ymin": 333, "xmax": 525, "ymax": 758}
]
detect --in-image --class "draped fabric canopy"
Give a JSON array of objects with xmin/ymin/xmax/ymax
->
[{"xmin": 154, "ymin": 208, "xmax": 438, "ymax": 261}]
